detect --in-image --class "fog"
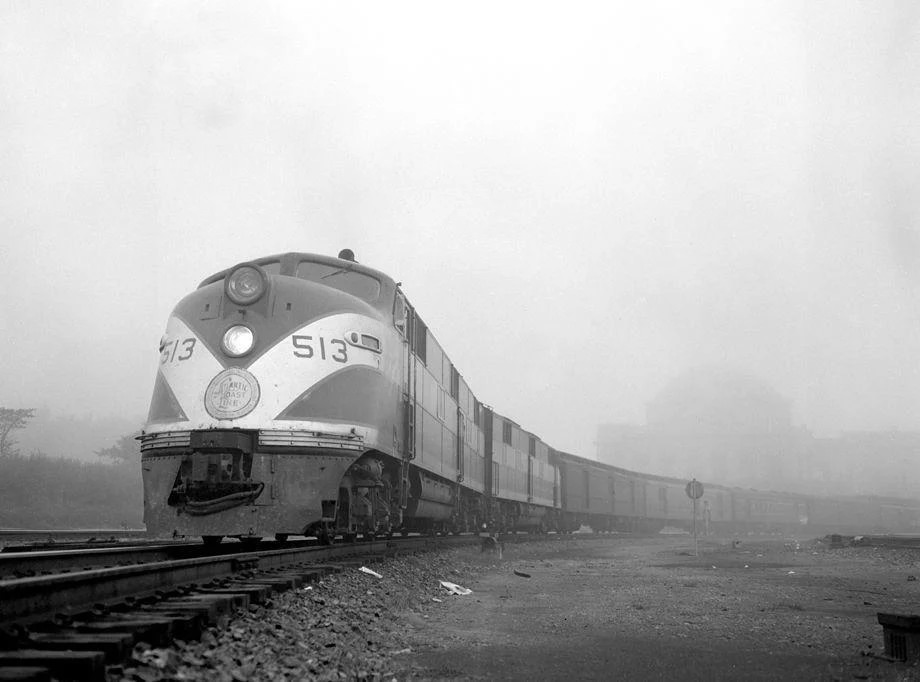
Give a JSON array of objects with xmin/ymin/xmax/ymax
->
[{"xmin": 1, "ymin": 1, "xmax": 918, "ymax": 467}]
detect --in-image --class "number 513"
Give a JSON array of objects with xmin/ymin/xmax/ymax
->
[{"xmin": 292, "ymin": 335, "xmax": 347, "ymax": 363}]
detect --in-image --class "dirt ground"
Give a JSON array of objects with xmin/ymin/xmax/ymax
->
[{"xmin": 391, "ymin": 534, "xmax": 920, "ymax": 681}]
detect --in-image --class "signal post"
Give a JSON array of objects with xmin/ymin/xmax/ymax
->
[{"xmin": 685, "ymin": 478, "xmax": 704, "ymax": 556}]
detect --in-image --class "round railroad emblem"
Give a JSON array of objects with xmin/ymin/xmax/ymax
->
[{"xmin": 204, "ymin": 368, "xmax": 260, "ymax": 420}]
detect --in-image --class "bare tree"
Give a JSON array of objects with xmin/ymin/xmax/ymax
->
[{"xmin": 0, "ymin": 408, "xmax": 36, "ymax": 457}]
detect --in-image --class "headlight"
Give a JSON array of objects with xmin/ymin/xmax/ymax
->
[
  {"xmin": 222, "ymin": 325, "xmax": 255, "ymax": 357},
  {"xmin": 226, "ymin": 264, "xmax": 266, "ymax": 305}
]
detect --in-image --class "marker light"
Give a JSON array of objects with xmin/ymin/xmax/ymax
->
[
  {"xmin": 226, "ymin": 265, "xmax": 266, "ymax": 305},
  {"xmin": 222, "ymin": 325, "xmax": 255, "ymax": 357}
]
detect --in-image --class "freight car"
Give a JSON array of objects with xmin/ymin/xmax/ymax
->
[
  {"xmin": 554, "ymin": 449, "xmax": 920, "ymax": 535},
  {"xmin": 139, "ymin": 251, "xmax": 920, "ymax": 542}
]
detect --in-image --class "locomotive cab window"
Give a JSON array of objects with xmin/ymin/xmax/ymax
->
[
  {"xmin": 394, "ymin": 291, "xmax": 409, "ymax": 337},
  {"xmin": 257, "ymin": 260, "xmax": 282, "ymax": 276},
  {"xmin": 450, "ymin": 365, "xmax": 460, "ymax": 400},
  {"xmin": 502, "ymin": 420, "xmax": 512, "ymax": 445},
  {"xmin": 295, "ymin": 260, "xmax": 381, "ymax": 303},
  {"xmin": 413, "ymin": 316, "xmax": 428, "ymax": 364}
]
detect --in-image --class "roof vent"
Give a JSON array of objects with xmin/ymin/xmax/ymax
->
[{"xmin": 338, "ymin": 249, "xmax": 356, "ymax": 262}]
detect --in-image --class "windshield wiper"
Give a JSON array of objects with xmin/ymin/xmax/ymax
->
[{"xmin": 320, "ymin": 265, "xmax": 353, "ymax": 280}]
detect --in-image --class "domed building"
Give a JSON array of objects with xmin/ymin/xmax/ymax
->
[
  {"xmin": 598, "ymin": 366, "xmax": 808, "ymax": 490},
  {"xmin": 646, "ymin": 366, "xmax": 791, "ymax": 436}
]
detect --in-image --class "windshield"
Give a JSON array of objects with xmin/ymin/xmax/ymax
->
[{"xmin": 295, "ymin": 260, "xmax": 381, "ymax": 303}]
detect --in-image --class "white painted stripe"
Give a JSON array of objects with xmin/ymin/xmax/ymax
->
[
  {"xmin": 155, "ymin": 316, "xmax": 224, "ymax": 429},
  {"xmin": 147, "ymin": 312, "xmax": 399, "ymax": 437},
  {"xmin": 244, "ymin": 312, "xmax": 385, "ymax": 423}
]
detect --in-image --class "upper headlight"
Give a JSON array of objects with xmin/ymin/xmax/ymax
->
[
  {"xmin": 226, "ymin": 264, "xmax": 266, "ymax": 305},
  {"xmin": 222, "ymin": 325, "xmax": 255, "ymax": 357}
]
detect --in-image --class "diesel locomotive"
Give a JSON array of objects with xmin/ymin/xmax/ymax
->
[
  {"xmin": 140, "ymin": 251, "xmax": 920, "ymax": 542},
  {"xmin": 141, "ymin": 249, "xmax": 555, "ymax": 542}
]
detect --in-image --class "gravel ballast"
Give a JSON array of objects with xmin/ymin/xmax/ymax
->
[
  {"xmin": 117, "ymin": 534, "xmax": 920, "ymax": 681},
  {"xmin": 116, "ymin": 546, "xmax": 496, "ymax": 681}
]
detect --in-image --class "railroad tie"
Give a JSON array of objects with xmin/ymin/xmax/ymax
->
[{"xmin": 0, "ymin": 650, "xmax": 104, "ymax": 682}]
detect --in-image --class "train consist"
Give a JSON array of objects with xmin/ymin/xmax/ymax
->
[{"xmin": 140, "ymin": 251, "xmax": 920, "ymax": 542}]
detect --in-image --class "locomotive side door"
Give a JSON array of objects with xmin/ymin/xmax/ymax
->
[
  {"xmin": 453, "ymin": 366, "xmax": 463, "ymax": 483},
  {"xmin": 555, "ymin": 453, "xmax": 564, "ymax": 509},
  {"xmin": 458, "ymin": 408, "xmax": 465, "ymax": 481},
  {"xmin": 483, "ymin": 407, "xmax": 494, "ymax": 522},
  {"xmin": 454, "ymin": 379, "xmax": 464, "ymax": 521},
  {"xmin": 394, "ymin": 290, "xmax": 416, "ymax": 515},
  {"xmin": 527, "ymin": 436, "xmax": 534, "ymax": 503},
  {"xmin": 554, "ymin": 460, "xmax": 560, "ymax": 508}
]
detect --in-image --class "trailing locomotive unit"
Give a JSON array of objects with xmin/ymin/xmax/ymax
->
[{"xmin": 141, "ymin": 250, "xmax": 551, "ymax": 542}]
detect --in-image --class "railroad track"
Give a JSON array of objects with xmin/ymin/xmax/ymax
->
[
  {"xmin": 850, "ymin": 534, "xmax": 920, "ymax": 549},
  {"xmin": 0, "ymin": 535, "xmax": 478, "ymax": 681},
  {"xmin": 0, "ymin": 530, "xmax": 568, "ymax": 578},
  {"xmin": 0, "ymin": 537, "xmax": 317, "ymax": 578}
]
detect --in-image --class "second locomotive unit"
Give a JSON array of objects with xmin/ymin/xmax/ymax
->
[{"xmin": 141, "ymin": 250, "xmax": 552, "ymax": 542}]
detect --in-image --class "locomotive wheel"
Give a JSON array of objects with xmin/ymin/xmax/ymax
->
[
  {"xmin": 202, "ymin": 535, "xmax": 223, "ymax": 546},
  {"xmin": 274, "ymin": 533, "xmax": 289, "ymax": 542},
  {"xmin": 240, "ymin": 536, "xmax": 263, "ymax": 546}
]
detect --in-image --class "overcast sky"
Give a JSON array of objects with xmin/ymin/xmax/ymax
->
[{"xmin": 1, "ymin": 1, "xmax": 918, "ymax": 458}]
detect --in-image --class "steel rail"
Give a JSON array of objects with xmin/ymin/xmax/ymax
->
[{"xmin": 0, "ymin": 538, "xmax": 315, "ymax": 577}]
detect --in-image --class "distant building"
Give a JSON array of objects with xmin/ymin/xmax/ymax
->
[
  {"xmin": 806, "ymin": 431, "xmax": 920, "ymax": 498},
  {"xmin": 598, "ymin": 367, "xmax": 920, "ymax": 498},
  {"xmin": 598, "ymin": 366, "xmax": 808, "ymax": 491}
]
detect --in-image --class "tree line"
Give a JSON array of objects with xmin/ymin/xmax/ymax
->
[{"xmin": 0, "ymin": 407, "xmax": 143, "ymax": 529}]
